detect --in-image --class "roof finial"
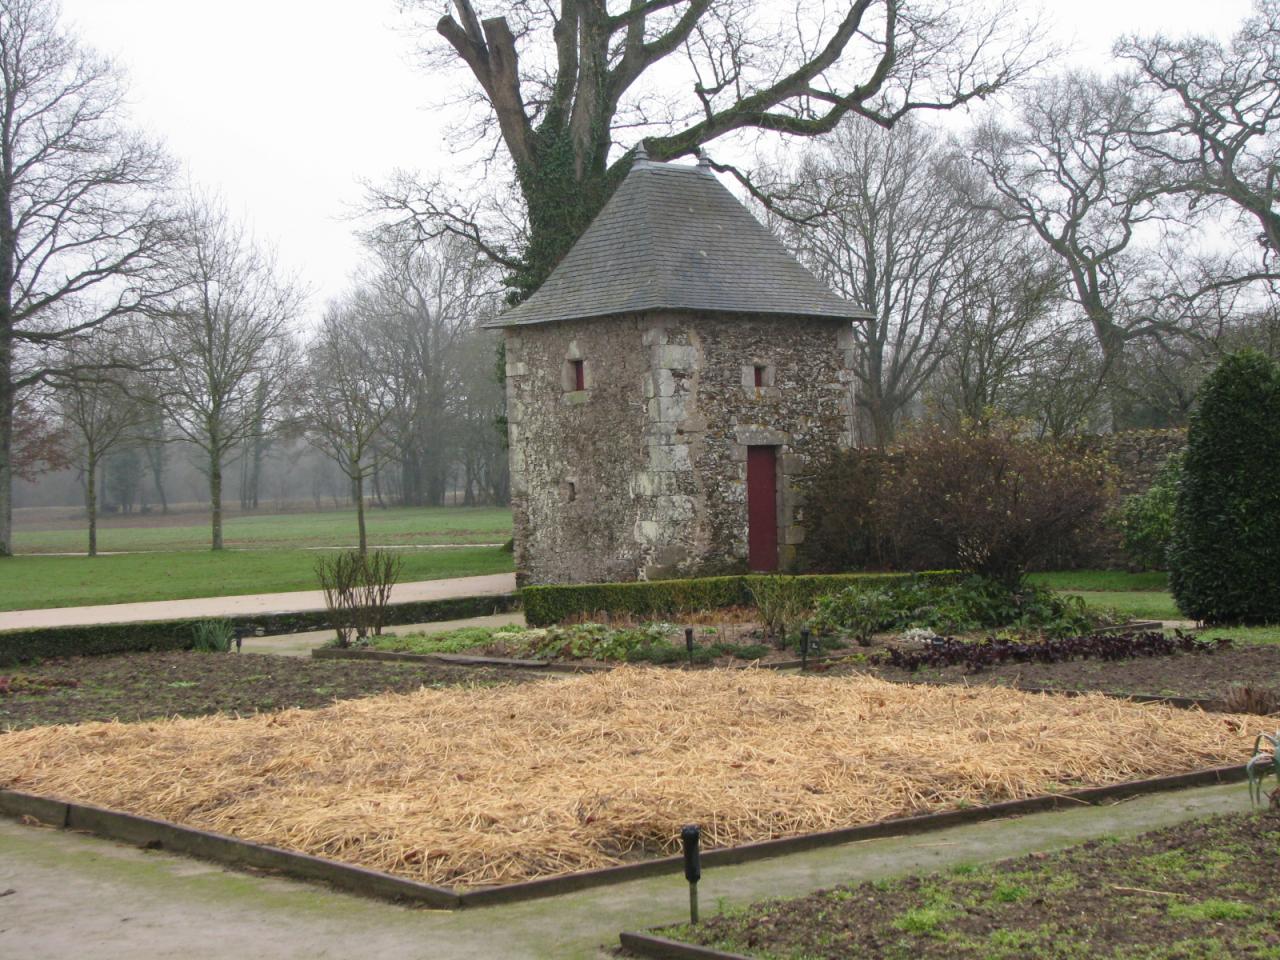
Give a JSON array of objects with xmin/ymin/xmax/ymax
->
[
  {"xmin": 634, "ymin": 142, "xmax": 650, "ymax": 166},
  {"xmin": 696, "ymin": 148, "xmax": 713, "ymax": 174}
]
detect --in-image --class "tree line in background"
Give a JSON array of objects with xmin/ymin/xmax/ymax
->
[
  {"xmin": 4, "ymin": 0, "xmax": 1280, "ymax": 556},
  {"xmin": 0, "ymin": 0, "xmax": 509, "ymax": 557},
  {"xmin": 392, "ymin": 0, "xmax": 1279, "ymax": 447}
]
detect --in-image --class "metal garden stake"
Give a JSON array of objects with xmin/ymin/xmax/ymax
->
[{"xmin": 681, "ymin": 824, "xmax": 701, "ymax": 923}]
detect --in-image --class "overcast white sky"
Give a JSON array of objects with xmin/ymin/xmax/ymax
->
[{"xmin": 61, "ymin": 0, "xmax": 1255, "ymax": 314}]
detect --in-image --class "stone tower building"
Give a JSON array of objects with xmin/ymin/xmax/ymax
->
[{"xmin": 486, "ymin": 154, "xmax": 870, "ymax": 586}]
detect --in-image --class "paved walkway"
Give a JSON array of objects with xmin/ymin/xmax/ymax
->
[
  {"xmin": 0, "ymin": 782, "xmax": 1252, "ymax": 959},
  {"xmin": 0, "ymin": 574, "xmax": 518, "ymax": 631}
]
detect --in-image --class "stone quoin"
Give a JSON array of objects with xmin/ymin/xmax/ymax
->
[{"xmin": 485, "ymin": 151, "xmax": 872, "ymax": 586}]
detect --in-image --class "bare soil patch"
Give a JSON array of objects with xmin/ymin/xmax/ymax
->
[
  {"xmin": 654, "ymin": 811, "xmax": 1280, "ymax": 959},
  {"xmin": 0, "ymin": 651, "xmax": 532, "ymax": 730},
  {"xmin": 835, "ymin": 640, "xmax": 1280, "ymax": 704}
]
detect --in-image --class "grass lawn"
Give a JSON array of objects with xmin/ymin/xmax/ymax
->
[
  {"xmin": 12, "ymin": 505, "xmax": 513, "ymax": 554},
  {"xmin": 0, "ymin": 547, "xmax": 514, "ymax": 611},
  {"xmin": 1029, "ymin": 570, "xmax": 1168, "ymax": 592},
  {"xmin": 1028, "ymin": 570, "xmax": 1181, "ymax": 622}
]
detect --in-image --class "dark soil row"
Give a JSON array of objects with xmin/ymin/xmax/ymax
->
[
  {"xmin": 829, "ymin": 641, "xmax": 1280, "ymax": 704},
  {"xmin": 648, "ymin": 811, "xmax": 1280, "ymax": 959},
  {"xmin": 0, "ymin": 651, "xmax": 533, "ymax": 730}
]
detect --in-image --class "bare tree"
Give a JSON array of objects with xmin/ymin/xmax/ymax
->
[
  {"xmin": 1117, "ymin": 1, "xmax": 1280, "ymax": 268},
  {"xmin": 153, "ymin": 198, "xmax": 301, "ymax": 550},
  {"xmin": 925, "ymin": 240, "xmax": 1062, "ymax": 426},
  {"xmin": 771, "ymin": 119, "xmax": 994, "ymax": 446},
  {"xmin": 962, "ymin": 72, "xmax": 1174, "ymax": 377},
  {"xmin": 360, "ymin": 234, "xmax": 501, "ymax": 505},
  {"xmin": 52, "ymin": 331, "xmax": 151, "ymax": 555},
  {"xmin": 0, "ymin": 0, "xmax": 172, "ymax": 555},
  {"xmin": 298, "ymin": 298, "xmax": 395, "ymax": 554},
  {"xmin": 381, "ymin": 0, "xmax": 1045, "ymax": 296}
]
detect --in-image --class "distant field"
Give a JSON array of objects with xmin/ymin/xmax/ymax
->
[
  {"xmin": 12, "ymin": 505, "xmax": 513, "ymax": 554},
  {"xmin": 0, "ymin": 547, "xmax": 515, "ymax": 611}
]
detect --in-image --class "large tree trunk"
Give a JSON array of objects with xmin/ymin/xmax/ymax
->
[
  {"xmin": 355, "ymin": 473, "xmax": 367, "ymax": 556},
  {"xmin": 209, "ymin": 450, "xmax": 224, "ymax": 551},
  {"xmin": 86, "ymin": 454, "xmax": 98, "ymax": 558},
  {"xmin": 0, "ymin": 335, "xmax": 12, "ymax": 558},
  {"xmin": 145, "ymin": 436, "xmax": 168, "ymax": 515}
]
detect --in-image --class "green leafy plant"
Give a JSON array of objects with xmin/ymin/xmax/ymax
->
[
  {"xmin": 1114, "ymin": 453, "xmax": 1183, "ymax": 570},
  {"xmin": 810, "ymin": 586, "xmax": 895, "ymax": 645},
  {"xmin": 520, "ymin": 571, "xmax": 958, "ymax": 626},
  {"xmin": 1246, "ymin": 730, "xmax": 1278, "ymax": 808},
  {"xmin": 1170, "ymin": 350, "xmax": 1280, "ymax": 623},
  {"xmin": 190, "ymin": 618, "xmax": 234, "ymax": 653},
  {"xmin": 810, "ymin": 576, "xmax": 1099, "ymax": 641},
  {"xmin": 747, "ymin": 576, "xmax": 812, "ymax": 645}
]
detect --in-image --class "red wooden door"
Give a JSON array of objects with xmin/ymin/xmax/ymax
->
[{"xmin": 746, "ymin": 446, "xmax": 778, "ymax": 572}]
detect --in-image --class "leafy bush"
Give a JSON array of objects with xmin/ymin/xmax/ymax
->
[
  {"xmin": 885, "ymin": 419, "xmax": 1112, "ymax": 588},
  {"xmin": 796, "ymin": 452, "xmax": 901, "ymax": 571},
  {"xmin": 810, "ymin": 587, "xmax": 895, "ymax": 646},
  {"xmin": 190, "ymin": 618, "xmax": 234, "ymax": 653},
  {"xmin": 1114, "ymin": 453, "xmax": 1183, "ymax": 570},
  {"xmin": 521, "ymin": 571, "xmax": 958, "ymax": 626},
  {"xmin": 315, "ymin": 549, "xmax": 405, "ymax": 647},
  {"xmin": 880, "ymin": 630, "xmax": 1232, "ymax": 673},
  {"xmin": 1170, "ymin": 351, "xmax": 1280, "ymax": 624},
  {"xmin": 810, "ymin": 576, "xmax": 1098, "ymax": 640},
  {"xmin": 747, "ymin": 576, "xmax": 812, "ymax": 643}
]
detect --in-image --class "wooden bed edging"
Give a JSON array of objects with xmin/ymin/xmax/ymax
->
[
  {"xmin": 0, "ymin": 789, "xmax": 462, "ymax": 908},
  {"xmin": 311, "ymin": 647, "xmax": 848, "ymax": 674},
  {"xmin": 618, "ymin": 931, "xmax": 754, "ymax": 960},
  {"xmin": 0, "ymin": 764, "xmax": 1249, "ymax": 911}
]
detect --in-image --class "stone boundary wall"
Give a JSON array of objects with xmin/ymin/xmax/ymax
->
[{"xmin": 1077, "ymin": 429, "xmax": 1186, "ymax": 569}]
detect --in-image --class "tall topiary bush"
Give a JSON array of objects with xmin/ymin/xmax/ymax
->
[{"xmin": 1169, "ymin": 351, "xmax": 1280, "ymax": 623}]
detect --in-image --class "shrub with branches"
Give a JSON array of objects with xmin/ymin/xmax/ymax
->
[
  {"xmin": 884, "ymin": 420, "xmax": 1112, "ymax": 588},
  {"xmin": 315, "ymin": 549, "xmax": 404, "ymax": 647}
]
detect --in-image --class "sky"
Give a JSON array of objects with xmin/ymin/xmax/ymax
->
[{"xmin": 61, "ymin": 0, "xmax": 1256, "ymax": 315}]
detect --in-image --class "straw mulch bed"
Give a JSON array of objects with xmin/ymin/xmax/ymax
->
[{"xmin": 0, "ymin": 668, "xmax": 1261, "ymax": 888}]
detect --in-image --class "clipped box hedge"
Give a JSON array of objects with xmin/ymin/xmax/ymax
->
[
  {"xmin": 0, "ymin": 592, "xmax": 521, "ymax": 666},
  {"xmin": 522, "ymin": 571, "xmax": 957, "ymax": 626}
]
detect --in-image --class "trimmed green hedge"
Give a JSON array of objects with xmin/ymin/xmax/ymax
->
[
  {"xmin": 0, "ymin": 593, "xmax": 521, "ymax": 666},
  {"xmin": 1170, "ymin": 350, "xmax": 1280, "ymax": 623},
  {"xmin": 522, "ymin": 572, "xmax": 957, "ymax": 626}
]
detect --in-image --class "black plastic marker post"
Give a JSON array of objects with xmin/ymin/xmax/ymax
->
[
  {"xmin": 681, "ymin": 824, "xmax": 701, "ymax": 923},
  {"xmin": 685, "ymin": 627, "xmax": 695, "ymax": 666}
]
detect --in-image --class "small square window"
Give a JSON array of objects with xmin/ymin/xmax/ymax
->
[
  {"xmin": 571, "ymin": 359, "xmax": 585, "ymax": 391},
  {"xmin": 754, "ymin": 365, "xmax": 766, "ymax": 388}
]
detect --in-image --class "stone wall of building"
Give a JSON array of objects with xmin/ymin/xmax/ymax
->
[{"xmin": 504, "ymin": 311, "xmax": 855, "ymax": 585}]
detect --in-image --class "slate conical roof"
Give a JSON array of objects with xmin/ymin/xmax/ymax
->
[{"xmin": 485, "ymin": 157, "xmax": 871, "ymax": 327}]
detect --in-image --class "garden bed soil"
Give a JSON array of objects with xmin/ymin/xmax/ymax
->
[
  {"xmin": 645, "ymin": 811, "xmax": 1280, "ymax": 960},
  {"xmin": 0, "ymin": 651, "xmax": 533, "ymax": 730},
  {"xmin": 0, "ymin": 671, "xmax": 1263, "ymax": 889},
  {"xmin": 833, "ymin": 640, "xmax": 1280, "ymax": 704}
]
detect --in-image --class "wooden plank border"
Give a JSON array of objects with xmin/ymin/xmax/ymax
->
[
  {"xmin": 0, "ymin": 764, "xmax": 1247, "ymax": 910},
  {"xmin": 618, "ymin": 931, "xmax": 754, "ymax": 960}
]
